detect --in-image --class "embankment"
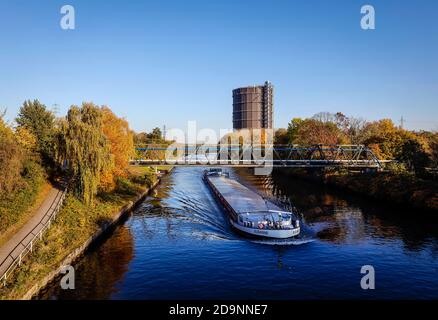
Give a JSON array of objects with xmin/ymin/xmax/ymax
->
[
  {"xmin": 277, "ymin": 168, "xmax": 438, "ymax": 213},
  {"xmin": 0, "ymin": 168, "xmax": 172, "ymax": 300}
]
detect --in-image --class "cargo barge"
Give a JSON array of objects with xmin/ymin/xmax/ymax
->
[{"xmin": 203, "ymin": 169, "xmax": 300, "ymax": 239}]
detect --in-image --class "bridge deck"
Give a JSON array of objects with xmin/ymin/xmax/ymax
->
[{"xmin": 130, "ymin": 160, "xmax": 381, "ymax": 168}]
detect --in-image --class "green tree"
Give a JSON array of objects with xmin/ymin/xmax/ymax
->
[
  {"xmin": 55, "ymin": 103, "xmax": 112, "ymax": 205},
  {"xmin": 399, "ymin": 136, "xmax": 430, "ymax": 174},
  {"xmin": 16, "ymin": 100, "xmax": 55, "ymax": 164},
  {"xmin": 287, "ymin": 118, "xmax": 303, "ymax": 143},
  {"xmin": 148, "ymin": 127, "xmax": 162, "ymax": 141}
]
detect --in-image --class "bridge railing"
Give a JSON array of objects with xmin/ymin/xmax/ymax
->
[{"xmin": 0, "ymin": 184, "xmax": 68, "ymax": 287}]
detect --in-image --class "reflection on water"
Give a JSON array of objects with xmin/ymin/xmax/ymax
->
[
  {"xmin": 39, "ymin": 225, "xmax": 134, "ymax": 300},
  {"xmin": 41, "ymin": 167, "xmax": 438, "ymax": 299}
]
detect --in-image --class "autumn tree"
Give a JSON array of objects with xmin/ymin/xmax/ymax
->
[
  {"xmin": 0, "ymin": 114, "xmax": 24, "ymax": 194},
  {"xmin": 15, "ymin": 126, "xmax": 37, "ymax": 153},
  {"xmin": 16, "ymin": 100, "xmax": 55, "ymax": 164},
  {"xmin": 134, "ymin": 132, "xmax": 148, "ymax": 145},
  {"xmin": 287, "ymin": 118, "xmax": 349, "ymax": 145},
  {"xmin": 360, "ymin": 119, "xmax": 414, "ymax": 160},
  {"xmin": 55, "ymin": 103, "xmax": 112, "ymax": 205},
  {"xmin": 274, "ymin": 128, "xmax": 289, "ymax": 145},
  {"xmin": 430, "ymin": 133, "xmax": 438, "ymax": 167},
  {"xmin": 100, "ymin": 106, "xmax": 135, "ymax": 191}
]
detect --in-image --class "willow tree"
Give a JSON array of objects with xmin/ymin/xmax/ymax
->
[{"xmin": 55, "ymin": 103, "xmax": 113, "ymax": 205}]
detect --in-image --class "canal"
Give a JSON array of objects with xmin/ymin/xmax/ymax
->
[{"xmin": 40, "ymin": 167, "xmax": 438, "ymax": 299}]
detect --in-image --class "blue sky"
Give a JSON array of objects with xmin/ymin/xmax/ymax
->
[{"xmin": 1, "ymin": 0, "xmax": 437, "ymax": 133}]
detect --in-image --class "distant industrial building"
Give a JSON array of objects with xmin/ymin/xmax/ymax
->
[{"xmin": 232, "ymin": 81, "xmax": 273, "ymax": 130}]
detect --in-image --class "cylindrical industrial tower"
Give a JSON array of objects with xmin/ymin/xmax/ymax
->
[{"xmin": 232, "ymin": 81, "xmax": 273, "ymax": 130}]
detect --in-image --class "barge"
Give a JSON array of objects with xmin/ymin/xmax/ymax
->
[{"xmin": 203, "ymin": 169, "xmax": 300, "ymax": 239}]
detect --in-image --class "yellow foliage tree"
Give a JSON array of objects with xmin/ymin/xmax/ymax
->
[
  {"xmin": 0, "ymin": 116, "xmax": 24, "ymax": 193},
  {"xmin": 100, "ymin": 107, "xmax": 135, "ymax": 191},
  {"xmin": 15, "ymin": 126, "xmax": 37, "ymax": 153}
]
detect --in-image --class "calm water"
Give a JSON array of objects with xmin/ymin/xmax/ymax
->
[{"xmin": 40, "ymin": 167, "xmax": 438, "ymax": 299}]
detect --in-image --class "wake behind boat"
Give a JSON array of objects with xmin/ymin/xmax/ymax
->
[{"xmin": 203, "ymin": 169, "xmax": 300, "ymax": 239}]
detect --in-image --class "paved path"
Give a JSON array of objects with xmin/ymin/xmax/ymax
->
[{"xmin": 0, "ymin": 183, "xmax": 64, "ymax": 279}]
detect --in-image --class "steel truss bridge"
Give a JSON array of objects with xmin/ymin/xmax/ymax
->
[{"xmin": 132, "ymin": 144, "xmax": 384, "ymax": 168}]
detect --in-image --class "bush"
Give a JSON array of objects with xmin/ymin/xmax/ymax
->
[
  {"xmin": 115, "ymin": 176, "xmax": 139, "ymax": 195},
  {"xmin": 130, "ymin": 172, "xmax": 156, "ymax": 188},
  {"xmin": 384, "ymin": 162, "xmax": 409, "ymax": 175}
]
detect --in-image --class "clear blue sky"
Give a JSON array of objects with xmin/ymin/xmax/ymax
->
[{"xmin": 1, "ymin": 0, "xmax": 437, "ymax": 133}]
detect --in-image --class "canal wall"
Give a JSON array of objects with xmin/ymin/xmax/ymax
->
[{"xmin": 21, "ymin": 169, "xmax": 172, "ymax": 300}]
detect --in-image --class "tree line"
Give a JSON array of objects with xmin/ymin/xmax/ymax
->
[
  {"xmin": 0, "ymin": 100, "xmax": 161, "ymax": 206},
  {"xmin": 275, "ymin": 112, "xmax": 438, "ymax": 175}
]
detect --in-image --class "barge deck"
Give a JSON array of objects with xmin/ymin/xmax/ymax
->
[{"xmin": 204, "ymin": 169, "xmax": 300, "ymax": 239}]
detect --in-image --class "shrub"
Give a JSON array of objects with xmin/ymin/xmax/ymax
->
[
  {"xmin": 115, "ymin": 176, "xmax": 139, "ymax": 195},
  {"xmin": 384, "ymin": 162, "xmax": 409, "ymax": 175}
]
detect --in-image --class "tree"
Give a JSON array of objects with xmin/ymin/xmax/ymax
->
[
  {"xmin": 274, "ymin": 128, "xmax": 289, "ymax": 145},
  {"xmin": 16, "ymin": 100, "xmax": 55, "ymax": 164},
  {"xmin": 100, "ymin": 107, "xmax": 135, "ymax": 191},
  {"xmin": 287, "ymin": 118, "xmax": 303, "ymax": 143},
  {"xmin": 134, "ymin": 132, "xmax": 148, "ymax": 144},
  {"xmin": 0, "ymin": 115, "xmax": 24, "ymax": 193},
  {"xmin": 287, "ymin": 118, "xmax": 349, "ymax": 145},
  {"xmin": 400, "ymin": 136, "xmax": 430, "ymax": 174},
  {"xmin": 346, "ymin": 116, "xmax": 367, "ymax": 144},
  {"xmin": 361, "ymin": 119, "xmax": 409, "ymax": 160},
  {"xmin": 55, "ymin": 103, "xmax": 112, "ymax": 205},
  {"xmin": 15, "ymin": 126, "xmax": 37, "ymax": 153},
  {"xmin": 148, "ymin": 127, "xmax": 162, "ymax": 141},
  {"xmin": 430, "ymin": 133, "xmax": 438, "ymax": 167}
]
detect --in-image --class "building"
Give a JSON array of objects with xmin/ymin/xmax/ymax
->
[{"xmin": 232, "ymin": 81, "xmax": 273, "ymax": 130}]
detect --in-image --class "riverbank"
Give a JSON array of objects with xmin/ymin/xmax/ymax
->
[
  {"xmin": 0, "ymin": 166, "xmax": 172, "ymax": 300},
  {"xmin": 276, "ymin": 168, "xmax": 438, "ymax": 213},
  {"xmin": 0, "ymin": 161, "xmax": 46, "ymax": 246}
]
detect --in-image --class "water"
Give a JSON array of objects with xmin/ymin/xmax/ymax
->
[{"xmin": 40, "ymin": 167, "xmax": 438, "ymax": 299}]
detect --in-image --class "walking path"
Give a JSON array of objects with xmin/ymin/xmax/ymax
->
[{"xmin": 0, "ymin": 182, "xmax": 64, "ymax": 279}]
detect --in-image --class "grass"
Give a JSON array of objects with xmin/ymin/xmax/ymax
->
[
  {"xmin": 0, "ymin": 182, "xmax": 51, "ymax": 248},
  {"xmin": 0, "ymin": 161, "xmax": 46, "ymax": 242},
  {"xmin": 0, "ymin": 171, "xmax": 156, "ymax": 300},
  {"xmin": 128, "ymin": 165, "xmax": 172, "ymax": 176}
]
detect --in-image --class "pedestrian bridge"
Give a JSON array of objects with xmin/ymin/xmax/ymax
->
[{"xmin": 132, "ymin": 144, "xmax": 384, "ymax": 169}]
